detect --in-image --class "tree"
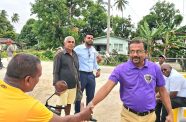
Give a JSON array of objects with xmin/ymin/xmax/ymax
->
[
  {"xmin": 1, "ymin": 10, "xmax": 7, "ymax": 18},
  {"xmin": 11, "ymin": 13, "xmax": 19, "ymax": 23},
  {"xmin": 138, "ymin": 21, "xmax": 165, "ymax": 59},
  {"xmin": 138, "ymin": 1, "xmax": 183, "ymax": 30},
  {"xmin": 136, "ymin": 1, "xmax": 186, "ymax": 70},
  {"xmin": 136, "ymin": 1, "xmax": 184, "ymax": 56},
  {"xmin": 31, "ymin": 0, "xmax": 69, "ymax": 49},
  {"xmin": 112, "ymin": 16, "xmax": 134, "ymax": 38},
  {"xmin": 17, "ymin": 19, "xmax": 38, "ymax": 47},
  {"xmin": 80, "ymin": 2, "xmax": 107, "ymax": 37},
  {"xmin": 150, "ymin": 1, "xmax": 183, "ymax": 29},
  {"xmin": 0, "ymin": 10, "xmax": 16, "ymax": 39},
  {"xmin": 30, "ymin": 0, "xmax": 107, "ymax": 49},
  {"xmin": 114, "ymin": 0, "xmax": 128, "ymax": 18}
]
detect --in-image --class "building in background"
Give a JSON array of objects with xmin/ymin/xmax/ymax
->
[{"xmin": 93, "ymin": 36, "xmax": 129, "ymax": 55}]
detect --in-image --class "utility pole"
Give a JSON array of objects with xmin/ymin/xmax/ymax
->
[{"xmin": 106, "ymin": 0, "xmax": 111, "ymax": 54}]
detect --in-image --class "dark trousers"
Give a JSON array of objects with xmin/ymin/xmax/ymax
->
[
  {"xmin": 0, "ymin": 52, "xmax": 3, "ymax": 68},
  {"xmin": 155, "ymin": 101, "xmax": 163, "ymax": 122},
  {"xmin": 156, "ymin": 97, "xmax": 186, "ymax": 122},
  {"xmin": 74, "ymin": 71, "xmax": 95, "ymax": 113}
]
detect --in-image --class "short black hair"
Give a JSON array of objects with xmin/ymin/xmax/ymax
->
[
  {"xmin": 83, "ymin": 32, "xmax": 94, "ymax": 37},
  {"xmin": 6, "ymin": 53, "xmax": 41, "ymax": 79},
  {"xmin": 129, "ymin": 39, "xmax": 147, "ymax": 51}
]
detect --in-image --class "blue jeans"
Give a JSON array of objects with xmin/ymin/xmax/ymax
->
[{"xmin": 74, "ymin": 71, "xmax": 95, "ymax": 113}]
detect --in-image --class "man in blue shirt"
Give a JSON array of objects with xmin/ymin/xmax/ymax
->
[{"xmin": 74, "ymin": 33, "xmax": 100, "ymax": 121}]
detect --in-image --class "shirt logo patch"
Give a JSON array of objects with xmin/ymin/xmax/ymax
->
[{"xmin": 144, "ymin": 74, "xmax": 152, "ymax": 83}]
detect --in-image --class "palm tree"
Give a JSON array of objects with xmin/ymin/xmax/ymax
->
[
  {"xmin": 114, "ymin": 0, "xmax": 128, "ymax": 18},
  {"xmin": 0, "ymin": 10, "xmax": 7, "ymax": 18},
  {"xmin": 11, "ymin": 13, "xmax": 19, "ymax": 23}
]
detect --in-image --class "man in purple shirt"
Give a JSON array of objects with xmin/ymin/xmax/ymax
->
[{"xmin": 88, "ymin": 39, "xmax": 173, "ymax": 122}]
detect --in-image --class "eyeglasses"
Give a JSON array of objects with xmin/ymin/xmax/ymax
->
[
  {"xmin": 67, "ymin": 41, "xmax": 75, "ymax": 43},
  {"xmin": 129, "ymin": 50, "xmax": 145, "ymax": 55}
]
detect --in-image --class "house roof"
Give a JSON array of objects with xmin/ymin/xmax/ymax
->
[
  {"xmin": 0, "ymin": 38, "xmax": 15, "ymax": 44},
  {"xmin": 0, "ymin": 38, "xmax": 22, "ymax": 48}
]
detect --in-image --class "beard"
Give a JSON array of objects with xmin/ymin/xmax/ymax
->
[
  {"xmin": 85, "ymin": 41, "xmax": 93, "ymax": 46},
  {"xmin": 131, "ymin": 57, "xmax": 140, "ymax": 64}
]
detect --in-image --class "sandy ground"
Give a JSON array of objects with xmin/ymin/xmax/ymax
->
[{"xmin": 0, "ymin": 58, "xmax": 122, "ymax": 122}]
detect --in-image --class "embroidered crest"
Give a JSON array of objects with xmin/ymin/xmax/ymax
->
[{"xmin": 144, "ymin": 74, "xmax": 152, "ymax": 83}]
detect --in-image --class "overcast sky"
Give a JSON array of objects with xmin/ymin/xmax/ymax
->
[{"xmin": 0, "ymin": 0, "xmax": 185, "ymax": 33}]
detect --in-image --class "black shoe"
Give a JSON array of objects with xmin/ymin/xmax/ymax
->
[{"xmin": 89, "ymin": 117, "xmax": 97, "ymax": 122}]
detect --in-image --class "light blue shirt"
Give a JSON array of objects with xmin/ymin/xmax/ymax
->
[{"xmin": 74, "ymin": 44, "xmax": 99, "ymax": 72}]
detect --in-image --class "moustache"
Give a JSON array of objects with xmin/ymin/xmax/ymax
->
[{"xmin": 132, "ymin": 56, "xmax": 140, "ymax": 59}]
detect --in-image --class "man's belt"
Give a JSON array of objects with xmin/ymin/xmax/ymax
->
[
  {"xmin": 79, "ymin": 71, "xmax": 93, "ymax": 74},
  {"xmin": 123, "ymin": 104, "xmax": 155, "ymax": 116}
]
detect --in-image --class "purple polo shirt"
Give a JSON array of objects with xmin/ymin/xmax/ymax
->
[{"xmin": 109, "ymin": 60, "xmax": 165, "ymax": 112}]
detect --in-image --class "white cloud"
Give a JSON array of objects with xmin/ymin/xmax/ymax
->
[{"xmin": 0, "ymin": 0, "xmax": 35, "ymax": 33}]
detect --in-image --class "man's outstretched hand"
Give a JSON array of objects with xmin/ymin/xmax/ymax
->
[{"xmin": 76, "ymin": 102, "xmax": 92, "ymax": 122}]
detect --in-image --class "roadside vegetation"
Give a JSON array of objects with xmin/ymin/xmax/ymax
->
[{"xmin": 0, "ymin": 0, "xmax": 185, "ymax": 70}]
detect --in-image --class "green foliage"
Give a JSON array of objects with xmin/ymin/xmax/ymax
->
[
  {"xmin": 80, "ymin": 2, "xmax": 107, "ymax": 37},
  {"xmin": 0, "ymin": 10, "xmax": 16, "ymax": 39},
  {"xmin": 23, "ymin": 49, "xmax": 55, "ymax": 61},
  {"xmin": 1, "ymin": 51, "xmax": 7, "ymax": 58},
  {"xmin": 42, "ymin": 50, "xmax": 55, "ymax": 60},
  {"xmin": 137, "ymin": 1, "xmax": 183, "ymax": 31},
  {"xmin": 150, "ymin": 1, "xmax": 183, "ymax": 28},
  {"xmin": 102, "ymin": 54, "xmax": 128, "ymax": 66},
  {"xmin": 11, "ymin": 13, "xmax": 19, "ymax": 23},
  {"xmin": 112, "ymin": 16, "xmax": 134, "ymax": 38},
  {"xmin": 2, "ymin": 31, "xmax": 16, "ymax": 40},
  {"xmin": 135, "ymin": 1, "xmax": 185, "ymax": 64},
  {"xmin": 115, "ymin": 54, "xmax": 128, "ymax": 62},
  {"xmin": 17, "ymin": 19, "xmax": 38, "ymax": 47},
  {"xmin": 114, "ymin": 0, "xmax": 128, "ymax": 18}
]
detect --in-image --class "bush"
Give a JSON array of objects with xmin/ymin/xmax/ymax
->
[
  {"xmin": 22, "ymin": 49, "xmax": 55, "ymax": 61},
  {"xmin": 116, "ymin": 54, "xmax": 128, "ymax": 62},
  {"xmin": 42, "ymin": 50, "xmax": 55, "ymax": 60},
  {"xmin": 102, "ymin": 54, "xmax": 128, "ymax": 66},
  {"xmin": 1, "ymin": 51, "xmax": 7, "ymax": 58}
]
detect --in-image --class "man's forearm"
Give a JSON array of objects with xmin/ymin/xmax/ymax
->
[
  {"xmin": 159, "ymin": 87, "xmax": 173, "ymax": 115},
  {"xmin": 92, "ymin": 80, "xmax": 115, "ymax": 106}
]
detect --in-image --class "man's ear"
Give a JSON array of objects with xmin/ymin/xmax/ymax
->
[{"xmin": 24, "ymin": 76, "xmax": 32, "ymax": 87}]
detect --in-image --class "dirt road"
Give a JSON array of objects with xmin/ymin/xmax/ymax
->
[{"xmin": 0, "ymin": 59, "xmax": 122, "ymax": 122}]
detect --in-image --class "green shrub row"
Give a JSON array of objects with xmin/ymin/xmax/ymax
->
[
  {"xmin": 0, "ymin": 50, "xmax": 55, "ymax": 61},
  {"xmin": 23, "ymin": 50, "xmax": 55, "ymax": 61},
  {"xmin": 1, "ymin": 50, "xmax": 128, "ymax": 66}
]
